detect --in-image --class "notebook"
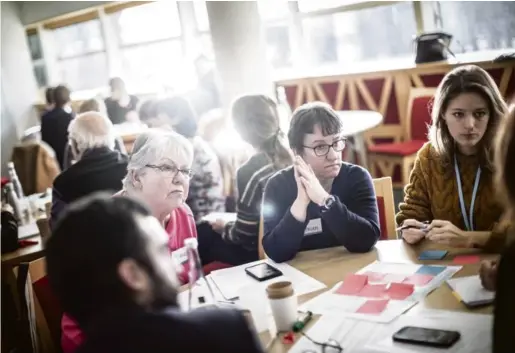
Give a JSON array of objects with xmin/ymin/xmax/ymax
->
[{"xmin": 446, "ymin": 275, "xmax": 495, "ymax": 308}]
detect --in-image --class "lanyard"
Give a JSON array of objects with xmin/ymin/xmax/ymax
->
[{"xmin": 454, "ymin": 155, "xmax": 481, "ymax": 231}]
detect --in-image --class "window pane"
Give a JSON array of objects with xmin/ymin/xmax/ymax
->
[
  {"xmin": 121, "ymin": 41, "xmax": 195, "ymax": 93},
  {"xmin": 302, "ymin": 2, "xmax": 416, "ymax": 65},
  {"xmin": 265, "ymin": 24, "xmax": 292, "ymax": 68},
  {"xmin": 190, "ymin": 33, "xmax": 214, "ymax": 59},
  {"xmin": 298, "ymin": 0, "xmax": 365, "ymax": 13},
  {"xmin": 27, "ymin": 33, "xmax": 43, "ymax": 61},
  {"xmin": 33, "ymin": 64, "xmax": 48, "ymax": 88},
  {"xmin": 111, "ymin": 2, "xmax": 181, "ymax": 45},
  {"xmin": 193, "ymin": 1, "xmax": 210, "ymax": 32},
  {"xmin": 439, "ymin": 1, "xmax": 515, "ymax": 53},
  {"xmin": 258, "ymin": 0, "xmax": 290, "ymax": 21},
  {"xmin": 59, "ymin": 53, "xmax": 108, "ymax": 91},
  {"xmin": 53, "ymin": 20, "xmax": 104, "ymax": 59}
]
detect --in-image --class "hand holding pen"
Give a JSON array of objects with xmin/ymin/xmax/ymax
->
[{"xmin": 398, "ymin": 219, "xmax": 429, "ymax": 244}]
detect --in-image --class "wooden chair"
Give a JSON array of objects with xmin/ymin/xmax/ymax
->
[
  {"xmin": 372, "ymin": 177, "xmax": 397, "ymax": 240},
  {"xmin": 368, "ymin": 87, "xmax": 436, "ymax": 187},
  {"xmin": 17, "ymin": 257, "xmax": 62, "ymax": 353},
  {"xmin": 258, "ymin": 213, "xmax": 266, "ymax": 260}
]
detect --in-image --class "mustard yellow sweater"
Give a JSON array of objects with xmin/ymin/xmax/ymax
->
[{"xmin": 396, "ymin": 142, "xmax": 510, "ymax": 252}]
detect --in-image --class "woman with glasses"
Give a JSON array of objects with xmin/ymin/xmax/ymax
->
[
  {"xmin": 262, "ymin": 102, "xmax": 380, "ymax": 262},
  {"xmin": 61, "ymin": 129, "xmax": 197, "ymax": 353}
]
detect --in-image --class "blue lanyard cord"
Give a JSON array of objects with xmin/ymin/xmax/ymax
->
[{"xmin": 454, "ymin": 155, "xmax": 481, "ymax": 232}]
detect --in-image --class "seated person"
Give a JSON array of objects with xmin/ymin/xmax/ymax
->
[
  {"xmin": 154, "ymin": 96, "xmax": 225, "ymax": 221},
  {"xmin": 51, "ymin": 112, "xmax": 128, "ymax": 226},
  {"xmin": 47, "ymin": 194, "xmax": 264, "ymax": 353},
  {"xmin": 60, "ymin": 130, "xmax": 198, "ymax": 353},
  {"xmin": 198, "ymin": 94, "xmax": 293, "ymax": 265},
  {"xmin": 62, "ymin": 98, "xmax": 126, "ymax": 170},
  {"xmin": 262, "ymin": 102, "xmax": 380, "ymax": 263},
  {"xmin": 104, "ymin": 77, "xmax": 139, "ymax": 124},
  {"xmin": 397, "ymin": 65, "xmax": 510, "ymax": 251}
]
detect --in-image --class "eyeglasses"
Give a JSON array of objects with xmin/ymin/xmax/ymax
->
[
  {"xmin": 301, "ymin": 332, "xmax": 343, "ymax": 353},
  {"xmin": 146, "ymin": 164, "xmax": 194, "ymax": 179},
  {"xmin": 303, "ymin": 139, "xmax": 347, "ymax": 157}
]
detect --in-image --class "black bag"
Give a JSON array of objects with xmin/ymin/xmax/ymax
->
[
  {"xmin": 414, "ymin": 32, "xmax": 453, "ymax": 64},
  {"xmin": 1, "ymin": 209, "xmax": 19, "ymax": 253}
]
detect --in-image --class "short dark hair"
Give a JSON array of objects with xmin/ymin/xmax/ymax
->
[
  {"xmin": 46, "ymin": 193, "xmax": 154, "ymax": 326},
  {"xmin": 155, "ymin": 96, "xmax": 198, "ymax": 138},
  {"xmin": 139, "ymin": 99, "xmax": 158, "ymax": 122},
  {"xmin": 45, "ymin": 87, "xmax": 55, "ymax": 105},
  {"xmin": 53, "ymin": 85, "xmax": 71, "ymax": 108},
  {"xmin": 287, "ymin": 102, "xmax": 343, "ymax": 154}
]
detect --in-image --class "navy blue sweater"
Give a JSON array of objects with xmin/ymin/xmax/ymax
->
[{"xmin": 262, "ymin": 163, "xmax": 380, "ymax": 262}]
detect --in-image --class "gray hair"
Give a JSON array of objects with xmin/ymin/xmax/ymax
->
[
  {"xmin": 68, "ymin": 112, "xmax": 115, "ymax": 154},
  {"xmin": 122, "ymin": 129, "xmax": 194, "ymax": 191}
]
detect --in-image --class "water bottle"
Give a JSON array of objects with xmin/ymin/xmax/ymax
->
[
  {"xmin": 184, "ymin": 237, "xmax": 216, "ymax": 309},
  {"xmin": 5, "ymin": 183, "xmax": 23, "ymax": 222},
  {"xmin": 7, "ymin": 162, "xmax": 25, "ymax": 199}
]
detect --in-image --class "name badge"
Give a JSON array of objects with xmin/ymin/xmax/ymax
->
[
  {"xmin": 171, "ymin": 247, "xmax": 189, "ymax": 265},
  {"xmin": 304, "ymin": 218, "xmax": 322, "ymax": 236}
]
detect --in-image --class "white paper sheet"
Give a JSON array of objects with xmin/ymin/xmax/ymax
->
[
  {"xmin": 201, "ymin": 212, "xmax": 237, "ymax": 224},
  {"xmin": 209, "ymin": 259, "xmax": 326, "ymax": 300},
  {"xmin": 446, "ymin": 275, "xmax": 494, "ymax": 306},
  {"xmin": 18, "ymin": 222, "xmax": 39, "ymax": 239},
  {"xmin": 290, "ymin": 309, "xmax": 492, "ymax": 353},
  {"xmin": 299, "ymin": 282, "xmax": 417, "ymax": 324}
]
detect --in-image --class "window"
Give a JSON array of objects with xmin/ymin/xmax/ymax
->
[
  {"xmin": 298, "ymin": 0, "xmax": 365, "ymax": 13},
  {"xmin": 52, "ymin": 19, "xmax": 107, "ymax": 91},
  {"xmin": 27, "ymin": 32, "xmax": 43, "ymax": 61},
  {"xmin": 193, "ymin": 0, "xmax": 210, "ymax": 33},
  {"xmin": 437, "ymin": 1, "xmax": 515, "ymax": 54},
  {"xmin": 302, "ymin": 2, "xmax": 417, "ymax": 65},
  {"xmin": 258, "ymin": 1, "xmax": 293, "ymax": 69}
]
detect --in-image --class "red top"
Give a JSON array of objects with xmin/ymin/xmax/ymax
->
[{"xmin": 61, "ymin": 204, "xmax": 197, "ymax": 353}]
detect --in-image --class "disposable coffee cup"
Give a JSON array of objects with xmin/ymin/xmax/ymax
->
[
  {"xmin": 44, "ymin": 202, "xmax": 51, "ymax": 219},
  {"xmin": 266, "ymin": 281, "xmax": 297, "ymax": 332},
  {"xmin": 36, "ymin": 217, "xmax": 51, "ymax": 242}
]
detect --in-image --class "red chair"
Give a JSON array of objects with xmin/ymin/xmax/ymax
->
[
  {"xmin": 372, "ymin": 177, "xmax": 397, "ymax": 240},
  {"xmin": 368, "ymin": 88, "xmax": 436, "ymax": 187}
]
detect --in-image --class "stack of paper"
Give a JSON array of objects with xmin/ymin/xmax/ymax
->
[{"xmin": 447, "ymin": 275, "xmax": 495, "ymax": 308}]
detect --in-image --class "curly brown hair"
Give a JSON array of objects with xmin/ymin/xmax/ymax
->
[
  {"xmin": 495, "ymin": 103, "xmax": 515, "ymax": 216},
  {"xmin": 428, "ymin": 65, "xmax": 508, "ymax": 171}
]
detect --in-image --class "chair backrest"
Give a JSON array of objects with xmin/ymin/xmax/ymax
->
[
  {"xmin": 372, "ymin": 177, "xmax": 397, "ymax": 240},
  {"xmin": 406, "ymin": 87, "xmax": 437, "ymax": 141},
  {"xmin": 17, "ymin": 257, "xmax": 62, "ymax": 353},
  {"xmin": 258, "ymin": 212, "xmax": 266, "ymax": 260}
]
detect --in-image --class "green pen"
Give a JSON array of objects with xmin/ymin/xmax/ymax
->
[{"xmin": 292, "ymin": 311, "xmax": 313, "ymax": 332}]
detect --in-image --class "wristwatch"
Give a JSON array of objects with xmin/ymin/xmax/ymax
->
[{"xmin": 321, "ymin": 195, "xmax": 336, "ymax": 211}]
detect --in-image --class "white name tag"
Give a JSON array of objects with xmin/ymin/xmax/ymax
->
[
  {"xmin": 171, "ymin": 247, "xmax": 189, "ymax": 265},
  {"xmin": 304, "ymin": 218, "xmax": 322, "ymax": 236}
]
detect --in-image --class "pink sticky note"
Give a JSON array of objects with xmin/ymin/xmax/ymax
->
[
  {"xmin": 335, "ymin": 274, "xmax": 368, "ymax": 295},
  {"xmin": 452, "ymin": 255, "xmax": 480, "ymax": 265},
  {"xmin": 402, "ymin": 274, "xmax": 434, "ymax": 286},
  {"xmin": 386, "ymin": 282, "xmax": 414, "ymax": 300},
  {"xmin": 363, "ymin": 271, "xmax": 386, "ymax": 282},
  {"xmin": 357, "ymin": 283, "xmax": 387, "ymax": 298},
  {"xmin": 356, "ymin": 299, "xmax": 389, "ymax": 314},
  {"xmin": 382, "ymin": 273, "xmax": 407, "ymax": 284}
]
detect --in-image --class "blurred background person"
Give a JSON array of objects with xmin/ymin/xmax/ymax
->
[
  {"xmin": 104, "ymin": 77, "xmax": 139, "ymax": 124},
  {"xmin": 43, "ymin": 86, "xmax": 55, "ymax": 113}
]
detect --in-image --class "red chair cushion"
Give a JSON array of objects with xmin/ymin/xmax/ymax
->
[
  {"xmin": 376, "ymin": 196, "xmax": 388, "ymax": 240},
  {"xmin": 368, "ymin": 140, "xmax": 426, "ymax": 156},
  {"xmin": 33, "ymin": 276, "xmax": 63, "ymax": 345},
  {"xmin": 202, "ymin": 262, "xmax": 232, "ymax": 275},
  {"xmin": 410, "ymin": 96, "xmax": 433, "ymax": 141}
]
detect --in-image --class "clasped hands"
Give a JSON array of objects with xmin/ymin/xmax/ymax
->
[
  {"xmin": 402, "ymin": 219, "xmax": 469, "ymax": 247},
  {"xmin": 294, "ymin": 156, "xmax": 329, "ymax": 207}
]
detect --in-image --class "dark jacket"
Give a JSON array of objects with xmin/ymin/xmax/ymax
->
[
  {"xmin": 104, "ymin": 96, "xmax": 139, "ymax": 125},
  {"xmin": 51, "ymin": 147, "xmax": 128, "ymax": 227},
  {"xmin": 41, "ymin": 107, "xmax": 75, "ymax": 169},
  {"xmin": 263, "ymin": 163, "xmax": 380, "ymax": 262},
  {"xmin": 76, "ymin": 307, "xmax": 264, "ymax": 353}
]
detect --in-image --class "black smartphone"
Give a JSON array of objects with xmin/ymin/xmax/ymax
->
[
  {"xmin": 393, "ymin": 326, "xmax": 460, "ymax": 348},
  {"xmin": 245, "ymin": 263, "xmax": 283, "ymax": 282}
]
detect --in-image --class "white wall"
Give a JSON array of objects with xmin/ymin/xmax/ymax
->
[
  {"xmin": 1, "ymin": 1, "xmax": 40, "ymax": 175},
  {"xmin": 19, "ymin": 1, "xmax": 110, "ymax": 25}
]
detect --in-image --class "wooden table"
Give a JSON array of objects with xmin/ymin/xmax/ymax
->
[
  {"xmin": 264, "ymin": 239, "xmax": 496, "ymax": 352},
  {"xmin": 337, "ymin": 110, "xmax": 383, "ymax": 169}
]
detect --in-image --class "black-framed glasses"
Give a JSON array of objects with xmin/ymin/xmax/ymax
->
[
  {"xmin": 303, "ymin": 138, "xmax": 347, "ymax": 157},
  {"xmin": 146, "ymin": 164, "xmax": 194, "ymax": 179},
  {"xmin": 301, "ymin": 332, "xmax": 343, "ymax": 353}
]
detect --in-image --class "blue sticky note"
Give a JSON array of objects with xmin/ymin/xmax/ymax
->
[
  {"xmin": 418, "ymin": 250, "xmax": 448, "ymax": 260},
  {"xmin": 416, "ymin": 265, "xmax": 447, "ymax": 276}
]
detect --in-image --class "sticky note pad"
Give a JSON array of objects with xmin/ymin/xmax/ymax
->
[
  {"xmin": 357, "ymin": 284, "xmax": 387, "ymax": 298},
  {"xmin": 335, "ymin": 274, "xmax": 368, "ymax": 295},
  {"xmin": 418, "ymin": 250, "xmax": 448, "ymax": 260},
  {"xmin": 452, "ymin": 255, "xmax": 480, "ymax": 265},
  {"xmin": 356, "ymin": 299, "xmax": 389, "ymax": 314},
  {"xmin": 362, "ymin": 271, "xmax": 386, "ymax": 282},
  {"xmin": 416, "ymin": 265, "xmax": 446, "ymax": 276},
  {"xmin": 403, "ymin": 274, "xmax": 434, "ymax": 286},
  {"xmin": 386, "ymin": 283, "xmax": 414, "ymax": 300}
]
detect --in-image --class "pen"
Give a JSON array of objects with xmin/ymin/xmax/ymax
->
[
  {"xmin": 292, "ymin": 311, "xmax": 313, "ymax": 332},
  {"xmin": 396, "ymin": 221, "xmax": 430, "ymax": 232}
]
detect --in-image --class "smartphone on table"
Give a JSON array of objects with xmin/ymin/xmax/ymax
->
[
  {"xmin": 393, "ymin": 326, "xmax": 460, "ymax": 348},
  {"xmin": 245, "ymin": 263, "xmax": 283, "ymax": 282}
]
